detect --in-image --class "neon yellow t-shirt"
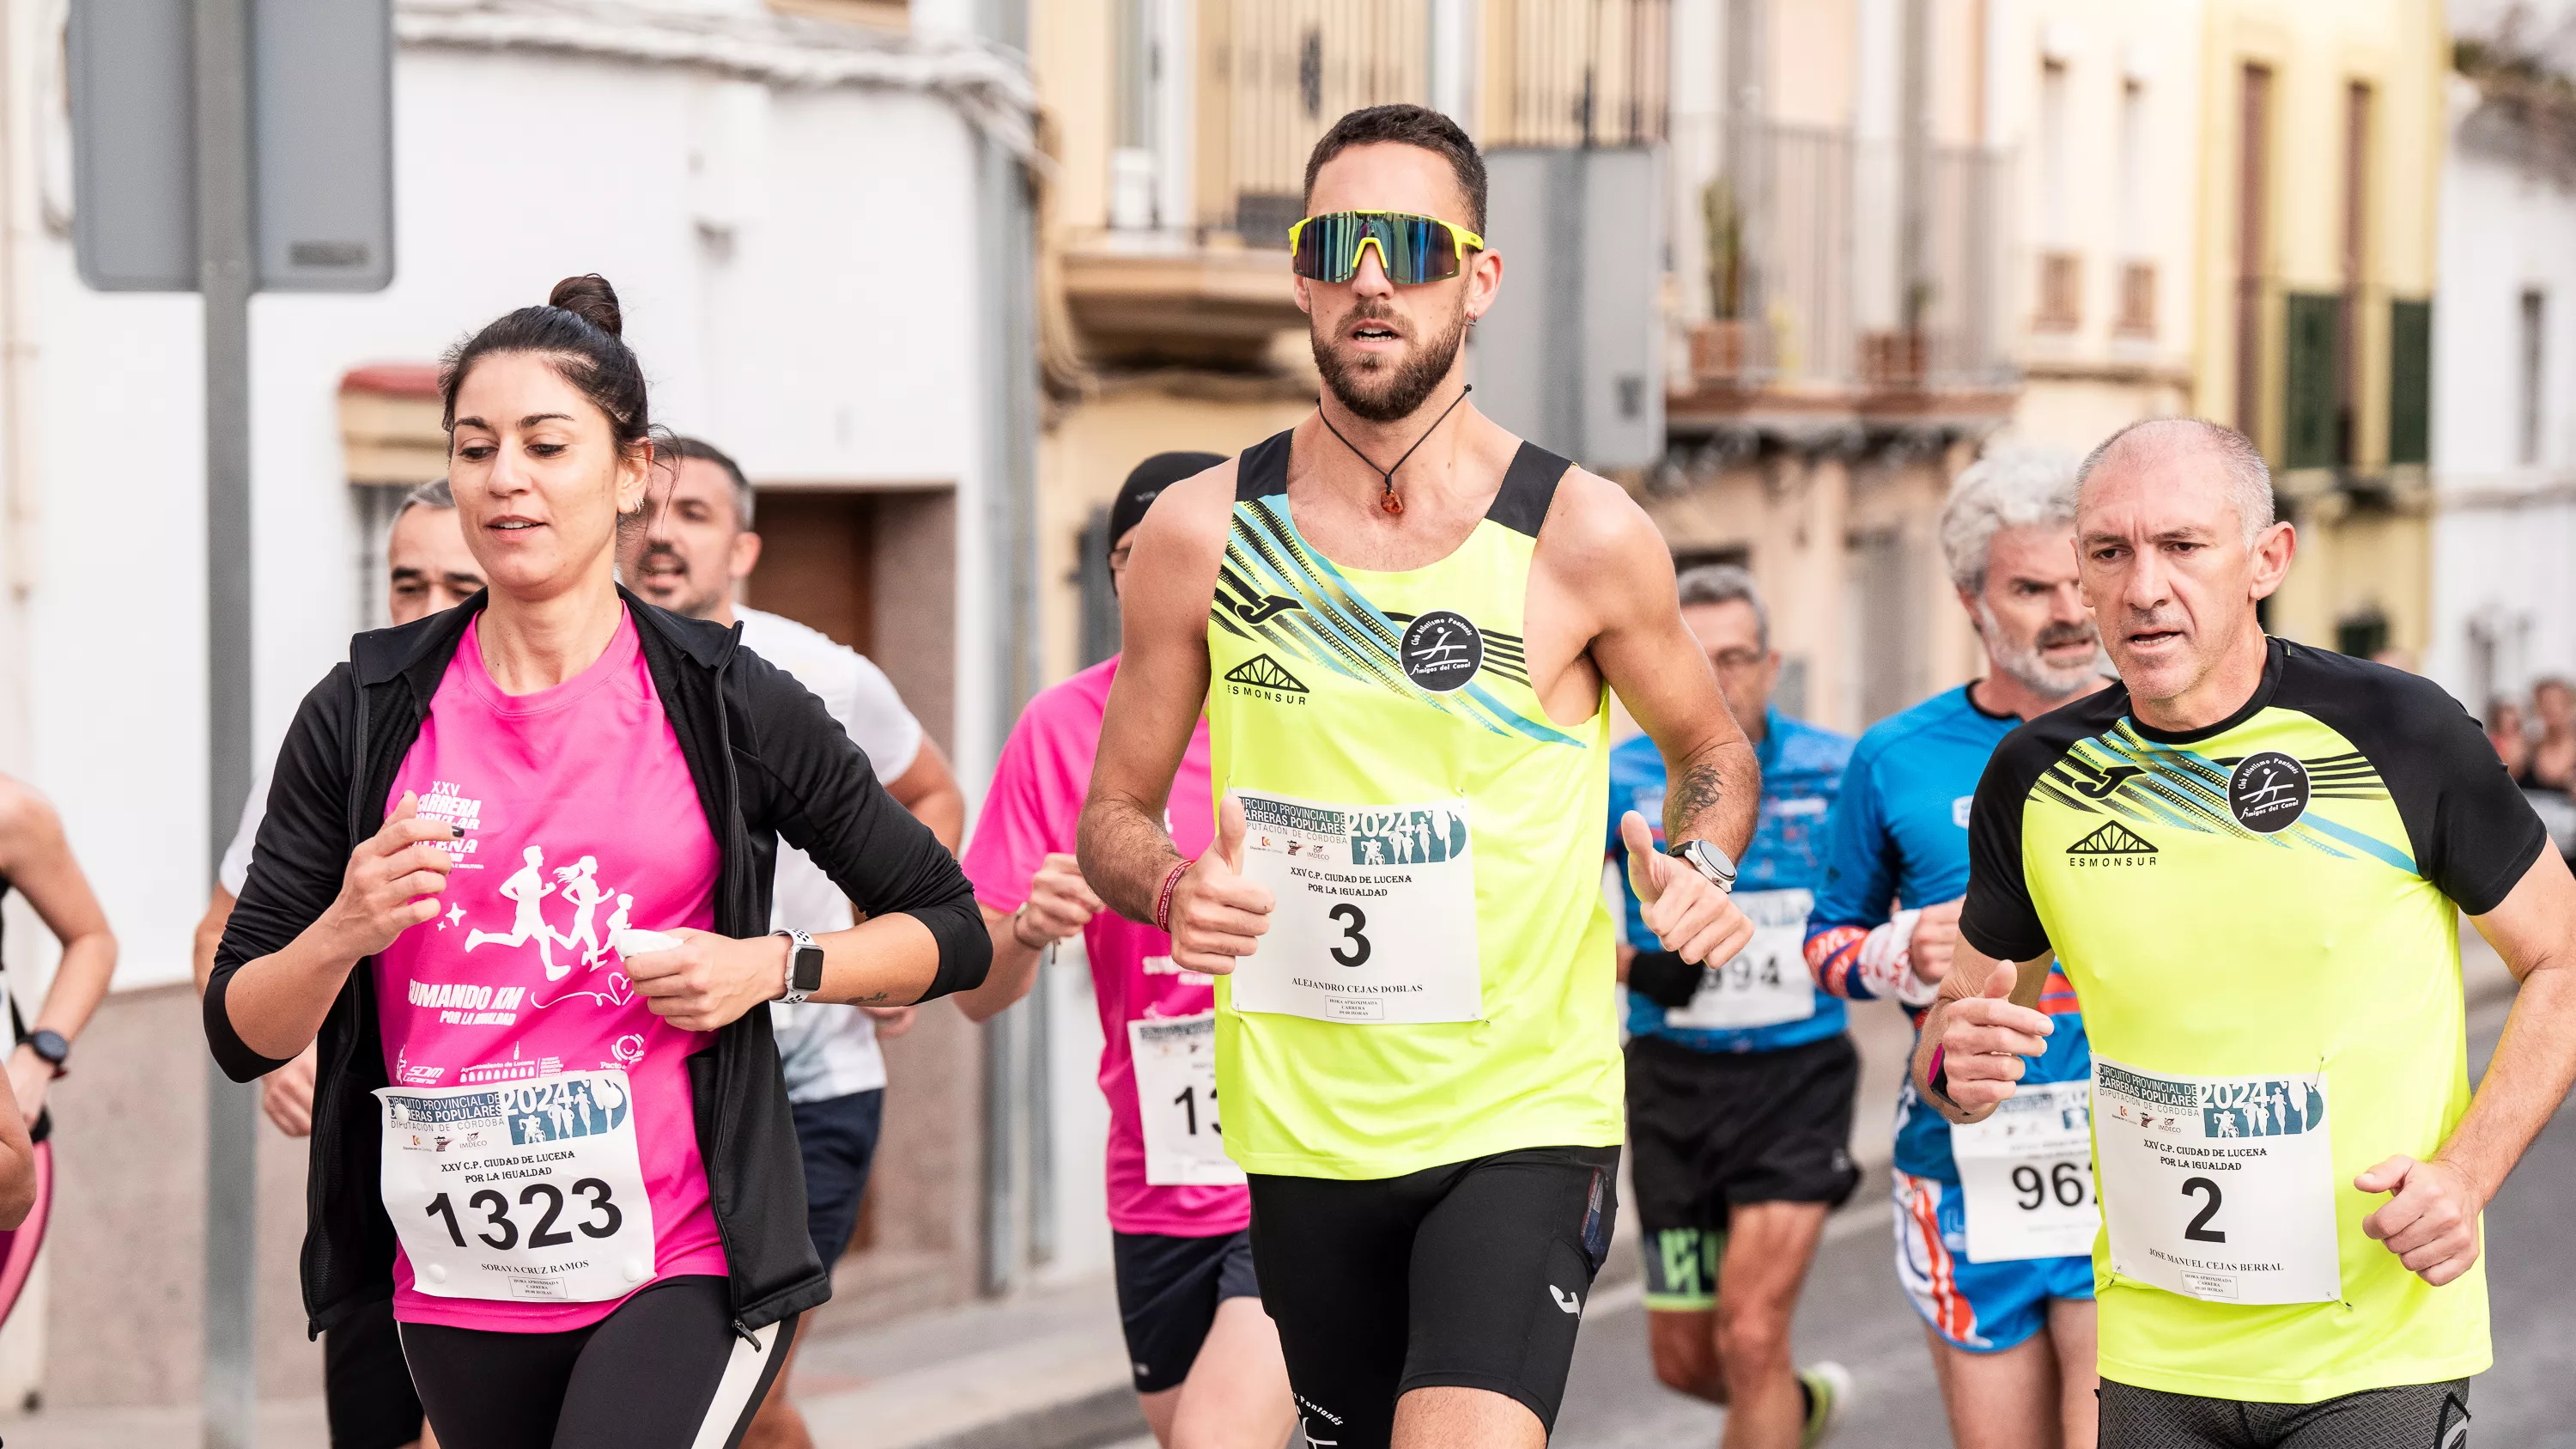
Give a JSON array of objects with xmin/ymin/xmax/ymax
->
[{"xmin": 1960, "ymin": 638, "xmax": 2548, "ymax": 1402}]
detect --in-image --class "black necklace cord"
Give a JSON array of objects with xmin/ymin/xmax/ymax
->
[{"xmin": 1316, "ymin": 384, "xmax": 1474, "ymax": 516}]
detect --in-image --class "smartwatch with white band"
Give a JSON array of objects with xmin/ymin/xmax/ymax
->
[{"xmin": 774, "ymin": 928, "xmax": 824, "ymax": 1005}]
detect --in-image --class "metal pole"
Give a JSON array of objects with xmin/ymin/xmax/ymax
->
[
  {"xmin": 975, "ymin": 0, "xmax": 1040, "ymax": 1298},
  {"xmin": 1027, "ymin": 945, "xmax": 1055, "ymax": 1267},
  {"xmin": 197, "ymin": 0, "xmax": 259, "ymax": 1441}
]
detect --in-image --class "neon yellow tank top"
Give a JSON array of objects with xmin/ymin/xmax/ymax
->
[{"xmin": 1206, "ymin": 429, "xmax": 1622, "ymax": 1179}]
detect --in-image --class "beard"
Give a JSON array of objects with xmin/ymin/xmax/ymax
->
[
  {"xmin": 1312, "ymin": 297, "xmax": 1470, "ymax": 423},
  {"xmin": 629, "ymin": 540, "xmax": 724, "ymax": 621},
  {"xmin": 1977, "ymin": 602, "xmax": 2105, "ymax": 700}
]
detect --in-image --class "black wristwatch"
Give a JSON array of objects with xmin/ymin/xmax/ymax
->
[
  {"xmin": 24, "ymin": 1030, "xmax": 68, "ymax": 1077},
  {"xmin": 774, "ymin": 929, "xmax": 825, "ymax": 1005}
]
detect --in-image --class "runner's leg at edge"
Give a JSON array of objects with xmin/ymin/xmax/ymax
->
[
  {"xmin": 1165, "ymin": 1295, "xmax": 1297, "ymax": 1449},
  {"xmin": 1922, "ymin": 1321, "xmax": 2065, "ymax": 1449},
  {"xmin": 2044, "ymin": 1296, "xmax": 2098, "ymax": 1449},
  {"xmin": 1713, "ymin": 1200, "xmax": 1832, "ymax": 1449}
]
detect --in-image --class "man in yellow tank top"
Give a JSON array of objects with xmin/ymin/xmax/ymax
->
[
  {"xmin": 1923, "ymin": 419, "xmax": 2576, "ymax": 1447},
  {"xmin": 1079, "ymin": 105, "xmax": 1764, "ymax": 1449}
]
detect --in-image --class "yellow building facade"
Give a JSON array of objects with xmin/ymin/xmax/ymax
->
[{"xmin": 2191, "ymin": 0, "xmax": 2447, "ymax": 659}]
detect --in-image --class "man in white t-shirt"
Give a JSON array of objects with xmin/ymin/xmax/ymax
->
[
  {"xmin": 622, "ymin": 435, "xmax": 964, "ymax": 1449},
  {"xmin": 191, "ymin": 478, "xmax": 486, "ymax": 1449}
]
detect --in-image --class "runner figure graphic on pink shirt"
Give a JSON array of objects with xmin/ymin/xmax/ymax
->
[
  {"xmin": 465, "ymin": 844, "xmax": 562, "ymax": 976},
  {"xmin": 552, "ymin": 855, "xmax": 612, "ymax": 976}
]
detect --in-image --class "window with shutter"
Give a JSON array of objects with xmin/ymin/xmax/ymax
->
[
  {"xmin": 2389, "ymin": 297, "xmax": 2433, "ymax": 466},
  {"xmin": 2283, "ymin": 292, "xmax": 2342, "ymax": 470}
]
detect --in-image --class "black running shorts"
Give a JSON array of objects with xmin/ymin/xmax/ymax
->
[
  {"xmin": 1627, "ymin": 1032, "xmax": 1861, "ymax": 1312},
  {"xmin": 398, "ymin": 1275, "xmax": 796, "ymax": 1449},
  {"xmin": 1247, "ymin": 1144, "xmax": 1619, "ymax": 1449},
  {"xmin": 324, "ymin": 1296, "xmax": 425, "ymax": 1449},
  {"xmin": 2099, "ymin": 1378, "xmax": 2471, "ymax": 1449},
  {"xmin": 1112, "ymin": 1228, "xmax": 1261, "ymax": 1393}
]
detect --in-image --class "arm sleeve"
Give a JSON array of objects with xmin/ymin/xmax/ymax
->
[
  {"xmin": 2407, "ymin": 691, "xmax": 2550, "ymax": 915},
  {"xmin": 1808, "ymin": 752, "xmax": 1897, "ymax": 932},
  {"xmin": 2301, "ymin": 660, "xmax": 2551, "ymax": 915},
  {"xmin": 205, "ymin": 667, "xmax": 360, "ymax": 1081},
  {"xmin": 1958, "ymin": 745, "xmax": 2052, "ymax": 963},
  {"xmin": 958, "ymin": 709, "xmax": 1056, "ymax": 916},
  {"xmin": 1803, "ymin": 753, "xmax": 1899, "ymax": 998},
  {"xmin": 738, "ymin": 651, "xmax": 990, "ymax": 1001}
]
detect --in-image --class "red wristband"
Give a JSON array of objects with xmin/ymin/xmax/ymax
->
[{"xmin": 1153, "ymin": 858, "xmax": 1192, "ymax": 935}]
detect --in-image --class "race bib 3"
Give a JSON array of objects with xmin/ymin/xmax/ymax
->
[{"xmin": 1229, "ymin": 789, "xmax": 1482, "ymax": 1024}]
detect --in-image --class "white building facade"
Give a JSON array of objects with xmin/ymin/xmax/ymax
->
[
  {"xmin": 2427, "ymin": 16, "xmax": 2576, "ymax": 715},
  {"xmin": 0, "ymin": 0, "xmax": 1031, "ymax": 1411}
]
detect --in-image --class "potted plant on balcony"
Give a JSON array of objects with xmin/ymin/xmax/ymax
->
[
  {"xmin": 1862, "ymin": 279, "xmax": 1936, "ymax": 390},
  {"xmin": 1691, "ymin": 177, "xmax": 1751, "ymax": 386}
]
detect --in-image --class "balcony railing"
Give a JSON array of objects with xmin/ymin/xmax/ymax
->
[
  {"xmin": 1677, "ymin": 119, "xmax": 2013, "ymax": 394},
  {"xmin": 1193, "ymin": 0, "xmax": 1670, "ymax": 244},
  {"xmin": 1195, "ymin": 0, "xmax": 1431, "ymax": 246},
  {"xmin": 1485, "ymin": 0, "xmax": 1670, "ymax": 148}
]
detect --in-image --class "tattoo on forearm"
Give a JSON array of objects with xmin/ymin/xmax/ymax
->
[
  {"xmin": 1663, "ymin": 740, "xmax": 1760, "ymax": 855},
  {"xmin": 1664, "ymin": 761, "xmax": 1725, "ymax": 835}
]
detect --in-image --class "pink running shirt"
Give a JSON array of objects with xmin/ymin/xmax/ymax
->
[
  {"xmin": 374, "ymin": 610, "xmax": 728, "ymax": 1330},
  {"xmin": 963, "ymin": 657, "xmax": 1242, "ymax": 1238}
]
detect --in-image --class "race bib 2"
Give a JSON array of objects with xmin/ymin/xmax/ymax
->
[{"xmin": 2093, "ymin": 1056, "xmax": 2340, "ymax": 1306}]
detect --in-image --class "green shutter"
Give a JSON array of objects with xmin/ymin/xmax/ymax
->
[
  {"xmin": 2282, "ymin": 293, "xmax": 2342, "ymax": 470},
  {"xmin": 2389, "ymin": 298, "xmax": 2433, "ymax": 466}
]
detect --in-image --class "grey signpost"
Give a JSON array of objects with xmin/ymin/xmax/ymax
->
[
  {"xmin": 68, "ymin": 0, "xmax": 392, "ymax": 1443},
  {"xmin": 1473, "ymin": 147, "xmax": 1668, "ymax": 471}
]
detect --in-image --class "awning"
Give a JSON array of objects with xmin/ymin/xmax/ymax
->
[{"xmin": 339, "ymin": 362, "xmax": 444, "ymax": 486}]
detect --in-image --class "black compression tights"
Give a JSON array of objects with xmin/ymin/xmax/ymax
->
[{"xmin": 398, "ymin": 1275, "xmax": 796, "ymax": 1449}]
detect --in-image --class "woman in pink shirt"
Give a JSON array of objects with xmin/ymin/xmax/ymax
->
[
  {"xmin": 205, "ymin": 277, "xmax": 987, "ymax": 1449},
  {"xmin": 957, "ymin": 454, "xmax": 1295, "ymax": 1449}
]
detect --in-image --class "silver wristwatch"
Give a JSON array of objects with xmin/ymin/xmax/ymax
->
[
  {"xmin": 1666, "ymin": 838, "xmax": 1739, "ymax": 893},
  {"xmin": 774, "ymin": 928, "xmax": 823, "ymax": 1005}
]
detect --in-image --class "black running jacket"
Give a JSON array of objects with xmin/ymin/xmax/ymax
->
[{"xmin": 203, "ymin": 589, "xmax": 989, "ymax": 1339}]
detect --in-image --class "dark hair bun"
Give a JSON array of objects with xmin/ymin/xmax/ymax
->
[{"xmin": 547, "ymin": 274, "xmax": 623, "ymax": 338}]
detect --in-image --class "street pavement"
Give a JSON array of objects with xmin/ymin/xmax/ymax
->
[{"xmin": 1554, "ymin": 941, "xmax": 2573, "ymax": 1448}]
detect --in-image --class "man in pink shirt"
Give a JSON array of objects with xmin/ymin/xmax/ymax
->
[{"xmin": 959, "ymin": 454, "xmax": 1294, "ymax": 1449}]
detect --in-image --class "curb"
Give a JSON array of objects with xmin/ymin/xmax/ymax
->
[{"xmin": 908, "ymin": 1385, "xmax": 1148, "ymax": 1449}]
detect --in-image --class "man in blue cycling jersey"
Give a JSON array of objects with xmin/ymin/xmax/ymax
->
[
  {"xmin": 1608, "ymin": 565, "xmax": 1853, "ymax": 1449},
  {"xmin": 1802, "ymin": 451, "xmax": 2108, "ymax": 1449}
]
